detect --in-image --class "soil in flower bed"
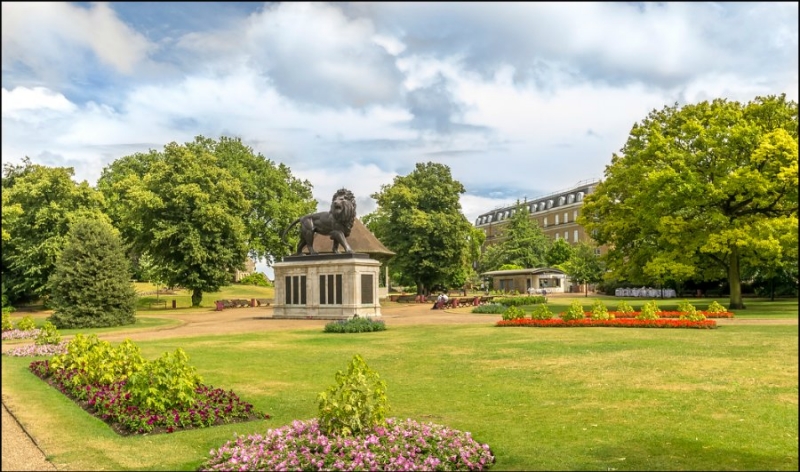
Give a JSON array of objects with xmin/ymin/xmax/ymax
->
[{"xmin": 29, "ymin": 361, "xmax": 269, "ymax": 436}]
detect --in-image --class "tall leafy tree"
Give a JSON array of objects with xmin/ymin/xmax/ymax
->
[
  {"xmin": 546, "ymin": 238, "xmax": 574, "ymax": 267},
  {"xmin": 560, "ymin": 242, "xmax": 604, "ymax": 297},
  {"xmin": 369, "ymin": 162, "xmax": 474, "ymax": 295},
  {"xmin": 185, "ymin": 136, "xmax": 316, "ymax": 262},
  {"xmin": 1, "ymin": 158, "xmax": 106, "ymax": 304},
  {"xmin": 581, "ymin": 94, "xmax": 798, "ymax": 309},
  {"xmin": 123, "ymin": 141, "xmax": 250, "ymax": 306},
  {"xmin": 48, "ymin": 217, "xmax": 137, "ymax": 328},
  {"xmin": 481, "ymin": 201, "xmax": 549, "ymax": 272}
]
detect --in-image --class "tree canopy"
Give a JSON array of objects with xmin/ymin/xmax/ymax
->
[
  {"xmin": 580, "ymin": 94, "xmax": 798, "ymax": 308},
  {"xmin": 116, "ymin": 141, "xmax": 251, "ymax": 306},
  {"xmin": 367, "ymin": 162, "xmax": 474, "ymax": 295},
  {"xmin": 2, "ymin": 158, "xmax": 107, "ymax": 304},
  {"xmin": 480, "ymin": 201, "xmax": 549, "ymax": 273},
  {"xmin": 559, "ymin": 242, "xmax": 604, "ymax": 297}
]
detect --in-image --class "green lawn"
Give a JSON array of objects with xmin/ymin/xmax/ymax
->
[{"xmin": 2, "ymin": 298, "xmax": 797, "ymax": 471}]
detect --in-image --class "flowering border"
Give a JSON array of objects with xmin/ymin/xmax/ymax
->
[{"xmin": 496, "ymin": 318, "xmax": 717, "ymax": 329}]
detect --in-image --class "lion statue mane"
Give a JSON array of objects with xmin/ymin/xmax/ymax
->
[{"xmin": 281, "ymin": 188, "xmax": 357, "ymax": 255}]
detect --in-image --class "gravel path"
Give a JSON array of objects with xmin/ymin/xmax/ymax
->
[{"xmin": 2, "ymin": 300, "xmax": 795, "ymax": 471}]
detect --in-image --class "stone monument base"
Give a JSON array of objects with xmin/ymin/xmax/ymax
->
[{"xmin": 272, "ymin": 253, "xmax": 382, "ymax": 320}]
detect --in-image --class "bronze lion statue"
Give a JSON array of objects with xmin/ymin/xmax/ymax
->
[{"xmin": 281, "ymin": 188, "xmax": 356, "ymax": 255}]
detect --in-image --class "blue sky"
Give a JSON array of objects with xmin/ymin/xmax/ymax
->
[{"xmin": 3, "ymin": 1, "xmax": 798, "ymax": 227}]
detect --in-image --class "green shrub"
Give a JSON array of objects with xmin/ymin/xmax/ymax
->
[
  {"xmin": 560, "ymin": 300, "xmax": 586, "ymax": 321},
  {"xmin": 15, "ymin": 315, "xmax": 36, "ymax": 331},
  {"xmin": 615, "ymin": 300, "xmax": 635, "ymax": 314},
  {"xmin": 47, "ymin": 218, "xmax": 137, "ymax": 329},
  {"xmin": 324, "ymin": 317, "xmax": 386, "ymax": 333},
  {"xmin": 35, "ymin": 321, "xmax": 61, "ymax": 345},
  {"xmin": 706, "ymin": 300, "xmax": 727, "ymax": 313},
  {"xmin": 2, "ymin": 311, "xmax": 13, "ymax": 331},
  {"xmin": 678, "ymin": 301, "xmax": 706, "ymax": 321},
  {"xmin": 501, "ymin": 305, "xmax": 526, "ymax": 321},
  {"xmin": 530, "ymin": 303, "xmax": 553, "ymax": 320},
  {"xmin": 636, "ymin": 300, "xmax": 660, "ymax": 320},
  {"xmin": 317, "ymin": 354, "xmax": 389, "ymax": 436},
  {"xmin": 126, "ymin": 348, "xmax": 202, "ymax": 414},
  {"xmin": 49, "ymin": 335, "xmax": 146, "ymax": 390},
  {"xmin": 494, "ymin": 296, "xmax": 546, "ymax": 306},
  {"xmin": 238, "ymin": 272, "xmax": 272, "ymax": 287},
  {"xmin": 471, "ymin": 303, "xmax": 507, "ymax": 314},
  {"xmin": 590, "ymin": 300, "xmax": 613, "ymax": 320}
]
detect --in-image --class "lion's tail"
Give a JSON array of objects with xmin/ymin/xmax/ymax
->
[{"xmin": 280, "ymin": 218, "xmax": 301, "ymax": 245}]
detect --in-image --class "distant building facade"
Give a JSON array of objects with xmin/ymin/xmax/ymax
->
[
  {"xmin": 474, "ymin": 179, "xmax": 602, "ymax": 248},
  {"xmin": 234, "ymin": 257, "xmax": 257, "ymax": 282},
  {"xmin": 474, "ymin": 179, "xmax": 606, "ymax": 293}
]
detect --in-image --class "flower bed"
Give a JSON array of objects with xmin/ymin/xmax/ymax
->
[
  {"xmin": 2, "ymin": 328, "xmax": 41, "ymax": 341},
  {"xmin": 28, "ymin": 360, "xmax": 268, "ymax": 435},
  {"xmin": 200, "ymin": 417, "xmax": 495, "ymax": 471},
  {"xmin": 4, "ymin": 342, "xmax": 68, "ymax": 357},
  {"xmin": 609, "ymin": 310, "xmax": 734, "ymax": 319},
  {"xmin": 496, "ymin": 318, "xmax": 717, "ymax": 329}
]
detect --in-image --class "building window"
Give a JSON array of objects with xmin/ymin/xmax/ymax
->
[
  {"xmin": 555, "ymin": 214, "xmax": 559, "ymax": 225},
  {"xmin": 543, "ymin": 217, "xmax": 548, "ymax": 227},
  {"xmin": 564, "ymin": 231, "xmax": 568, "ymax": 241},
  {"xmin": 564, "ymin": 212, "xmax": 568, "ymax": 223},
  {"xmin": 594, "ymin": 248, "xmax": 602, "ymax": 256},
  {"xmin": 577, "ymin": 192, "xmax": 584, "ymax": 202},
  {"xmin": 573, "ymin": 210, "xmax": 578, "ymax": 220},
  {"xmin": 559, "ymin": 196, "xmax": 565, "ymax": 205},
  {"xmin": 554, "ymin": 233, "xmax": 559, "ymax": 240},
  {"xmin": 285, "ymin": 275, "xmax": 307, "ymax": 305},
  {"xmin": 319, "ymin": 274, "xmax": 343, "ymax": 305},
  {"xmin": 568, "ymin": 194, "xmax": 575, "ymax": 204},
  {"xmin": 547, "ymin": 199, "xmax": 553, "ymax": 209},
  {"xmin": 574, "ymin": 230, "xmax": 579, "ymax": 241}
]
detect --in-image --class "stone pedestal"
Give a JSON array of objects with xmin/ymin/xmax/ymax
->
[{"xmin": 273, "ymin": 253, "xmax": 382, "ymax": 320}]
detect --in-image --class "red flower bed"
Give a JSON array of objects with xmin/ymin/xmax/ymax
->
[
  {"xmin": 496, "ymin": 318, "xmax": 717, "ymax": 329},
  {"xmin": 608, "ymin": 311, "xmax": 734, "ymax": 319}
]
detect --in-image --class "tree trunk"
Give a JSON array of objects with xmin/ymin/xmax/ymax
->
[
  {"xmin": 728, "ymin": 245, "xmax": 745, "ymax": 309},
  {"xmin": 191, "ymin": 288, "xmax": 203, "ymax": 307}
]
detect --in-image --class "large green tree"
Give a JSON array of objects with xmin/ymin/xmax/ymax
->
[
  {"xmin": 97, "ymin": 136, "xmax": 316, "ymax": 272},
  {"xmin": 120, "ymin": 141, "xmax": 250, "ymax": 306},
  {"xmin": 368, "ymin": 162, "xmax": 474, "ymax": 295},
  {"xmin": 560, "ymin": 242, "xmax": 604, "ymax": 297},
  {"xmin": 580, "ymin": 94, "xmax": 798, "ymax": 309},
  {"xmin": 1, "ymin": 158, "xmax": 107, "ymax": 304},
  {"xmin": 480, "ymin": 201, "xmax": 549, "ymax": 272},
  {"xmin": 48, "ymin": 217, "xmax": 137, "ymax": 328},
  {"xmin": 546, "ymin": 238, "xmax": 574, "ymax": 267}
]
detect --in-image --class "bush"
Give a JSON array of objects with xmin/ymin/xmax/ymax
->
[
  {"xmin": 238, "ymin": 272, "xmax": 272, "ymax": 287},
  {"xmin": 706, "ymin": 300, "xmax": 727, "ymax": 313},
  {"xmin": 471, "ymin": 303, "xmax": 507, "ymax": 314},
  {"xmin": 1, "ymin": 311, "xmax": 11, "ymax": 331},
  {"xmin": 35, "ymin": 321, "xmax": 61, "ymax": 345},
  {"xmin": 530, "ymin": 303, "xmax": 553, "ymax": 320},
  {"xmin": 15, "ymin": 315, "xmax": 36, "ymax": 331},
  {"xmin": 494, "ymin": 296, "xmax": 546, "ymax": 306},
  {"xmin": 317, "ymin": 354, "xmax": 389, "ymax": 437},
  {"xmin": 637, "ymin": 300, "xmax": 660, "ymax": 320},
  {"xmin": 47, "ymin": 218, "xmax": 137, "ymax": 329},
  {"xmin": 324, "ymin": 317, "xmax": 386, "ymax": 333},
  {"xmin": 615, "ymin": 300, "xmax": 635, "ymax": 314},
  {"xmin": 48, "ymin": 334, "xmax": 146, "ymax": 390},
  {"xmin": 501, "ymin": 305, "xmax": 526, "ymax": 321},
  {"xmin": 590, "ymin": 300, "xmax": 613, "ymax": 320},
  {"xmin": 560, "ymin": 300, "xmax": 585, "ymax": 321},
  {"xmin": 126, "ymin": 348, "xmax": 203, "ymax": 414}
]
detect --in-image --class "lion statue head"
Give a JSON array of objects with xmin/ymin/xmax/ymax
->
[{"xmin": 330, "ymin": 188, "xmax": 356, "ymax": 237}]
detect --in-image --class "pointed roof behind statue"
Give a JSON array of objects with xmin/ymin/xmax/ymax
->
[{"xmin": 309, "ymin": 218, "xmax": 395, "ymax": 258}]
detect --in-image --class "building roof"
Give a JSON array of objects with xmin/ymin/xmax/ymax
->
[
  {"xmin": 481, "ymin": 267, "xmax": 566, "ymax": 277},
  {"xmin": 308, "ymin": 218, "xmax": 395, "ymax": 258}
]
